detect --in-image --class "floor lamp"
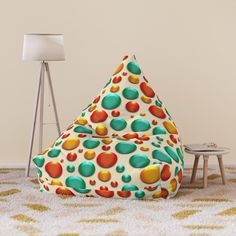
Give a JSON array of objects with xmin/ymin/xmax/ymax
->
[{"xmin": 23, "ymin": 34, "xmax": 65, "ymax": 177}]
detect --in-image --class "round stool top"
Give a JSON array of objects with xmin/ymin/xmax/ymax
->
[{"xmin": 184, "ymin": 144, "xmax": 230, "ymax": 156}]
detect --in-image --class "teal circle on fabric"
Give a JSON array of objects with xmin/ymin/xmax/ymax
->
[
  {"xmin": 67, "ymin": 164, "xmax": 75, "ymax": 173},
  {"xmin": 78, "ymin": 161, "xmax": 95, "ymax": 177},
  {"xmin": 152, "ymin": 126, "xmax": 167, "ymax": 135},
  {"xmin": 48, "ymin": 148, "xmax": 61, "ymax": 158},
  {"xmin": 135, "ymin": 190, "xmax": 145, "ymax": 198},
  {"xmin": 127, "ymin": 61, "xmax": 141, "ymax": 75},
  {"xmin": 83, "ymin": 139, "xmax": 100, "ymax": 149},
  {"xmin": 115, "ymin": 142, "xmax": 137, "ymax": 154},
  {"xmin": 155, "ymin": 100, "xmax": 162, "ymax": 107},
  {"xmin": 74, "ymin": 126, "xmax": 93, "ymax": 134},
  {"xmin": 122, "ymin": 87, "xmax": 139, "ymax": 100},
  {"xmin": 122, "ymin": 184, "xmax": 139, "ymax": 191},
  {"xmin": 122, "ymin": 174, "xmax": 131, "ymax": 183},
  {"xmin": 36, "ymin": 168, "xmax": 42, "ymax": 177},
  {"xmin": 116, "ymin": 165, "xmax": 125, "ymax": 173},
  {"xmin": 176, "ymin": 147, "xmax": 184, "ymax": 162},
  {"xmin": 151, "ymin": 142, "xmax": 161, "ymax": 148},
  {"xmin": 101, "ymin": 93, "xmax": 121, "ymax": 110},
  {"xmin": 55, "ymin": 140, "xmax": 62, "ymax": 146},
  {"xmin": 152, "ymin": 149, "xmax": 172, "ymax": 164},
  {"xmin": 65, "ymin": 176, "xmax": 87, "ymax": 193},
  {"xmin": 33, "ymin": 156, "xmax": 45, "ymax": 168},
  {"xmin": 156, "ymin": 136, "xmax": 164, "ymax": 142},
  {"xmin": 104, "ymin": 78, "xmax": 112, "ymax": 88},
  {"xmin": 131, "ymin": 119, "xmax": 151, "ymax": 132},
  {"xmin": 165, "ymin": 108, "xmax": 171, "ymax": 116},
  {"xmin": 175, "ymin": 166, "xmax": 179, "ymax": 176},
  {"xmin": 110, "ymin": 118, "xmax": 127, "ymax": 131},
  {"xmin": 129, "ymin": 154, "xmax": 150, "ymax": 168},
  {"xmin": 164, "ymin": 146, "xmax": 179, "ymax": 163}
]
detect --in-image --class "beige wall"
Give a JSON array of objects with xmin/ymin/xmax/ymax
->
[{"xmin": 0, "ymin": 0, "xmax": 235, "ymax": 167}]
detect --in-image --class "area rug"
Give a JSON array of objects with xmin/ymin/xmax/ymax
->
[{"xmin": 0, "ymin": 167, "xmax": 236, "ymax": 236}]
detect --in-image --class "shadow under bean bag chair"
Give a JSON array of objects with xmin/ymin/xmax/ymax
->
[{"xmin": 33, "ymin": 55, "xmax": 184, "ymax": 199}]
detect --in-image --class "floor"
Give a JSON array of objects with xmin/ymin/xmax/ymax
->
[{"xmin": 0, "ymin": 167, "xmax": 236, "ymax": 236}]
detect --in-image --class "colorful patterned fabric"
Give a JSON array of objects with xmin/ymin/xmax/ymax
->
[{"xmin": 33, "ymin": 55, "xmax": 184, "ymax": 199}]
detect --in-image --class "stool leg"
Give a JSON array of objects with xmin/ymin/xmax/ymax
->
[
  {"xmin": 217, "ymin": 155, "xmax": 227, "ymax": 185},
  {"xmin": 190, "ymin": 155, "xmax": 200, "ymax": 184},
  {"xmin": 203, "ymin": 155, "xmax": 209, "ymax": 188}
]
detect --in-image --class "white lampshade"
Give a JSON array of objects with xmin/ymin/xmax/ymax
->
[{"xmin": 22, "ymin": 34, "xmax": 65, "ymax": 61}]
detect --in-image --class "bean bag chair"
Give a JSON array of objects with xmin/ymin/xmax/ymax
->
[{"xmin": 33, "ymin": 55, "xmax": 184, "ymax": 199}]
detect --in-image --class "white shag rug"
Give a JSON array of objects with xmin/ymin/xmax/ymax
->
[{"xmin": 0, "ymin": 167, "xmax": 236, "ymax": 236}]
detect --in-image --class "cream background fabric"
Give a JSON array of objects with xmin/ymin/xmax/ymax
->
[{"xmin": 33, "ymin": 55, "xmax": 183, "ymax": 199}]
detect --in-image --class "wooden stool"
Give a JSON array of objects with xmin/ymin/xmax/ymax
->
[{"xmin": 185, "ymin": 147, "xmax": 230, "ymax": 188}]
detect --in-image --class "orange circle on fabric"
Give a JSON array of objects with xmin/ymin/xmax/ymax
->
[
  {"xmin": 62, "ymin": 138, "xmax": 80, "ymax": 150},
  {"xmin": 98, "ymin": 170, "xmax": 111, "ymax": 182},
  {"xmin": 140, "ymin": 165, "xmax": 160, "ymax": 184}
]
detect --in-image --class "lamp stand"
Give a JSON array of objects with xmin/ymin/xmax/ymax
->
[{"xmin": 26, "ymin": 61, "xmax": 61, "ymax": 177}]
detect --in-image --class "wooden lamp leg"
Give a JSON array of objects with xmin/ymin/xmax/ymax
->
[
  {"xmin": 25, "ymin": 62, "xmax": 44, "ymax": 177},
  {"xmin": 45, "ymin": 62, "xmax": 61, "ymax": 136}
]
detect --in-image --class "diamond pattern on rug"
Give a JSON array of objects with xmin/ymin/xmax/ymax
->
[
  {"xmin": 183, "ymin": 225, "xmax": 225, "ymax": 230},
  {"xmin": 217, "ymin": 207, "xmax": 236, "ymax": 216},
  {"xmin": 25, "ymin": 203, "xmax": 49, "ymax": 212},
  {"xmin": 98, "ymin": 207, "xmax": 125, "ymax": 216},
  {"xmin": 192, "ymin": 198, "xmax": 232, "ymax": 202},
  {"xmin": 0, "ymin": 189, "xmax": 20, "ymax": 196},
  {"xmin": 15, "ymin": 225, "xmax": 40, "ymax": 236},
  {"xmin": 172, "ymin": 210, "xmax": 200, "ymax": 219},
  {"xmin": 11, "ymin": 214, "xmax": 37, "ymax": 223},
  {"xmin": 79, "ymin": 218, "xmax": 119, "ymax": 223}
]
